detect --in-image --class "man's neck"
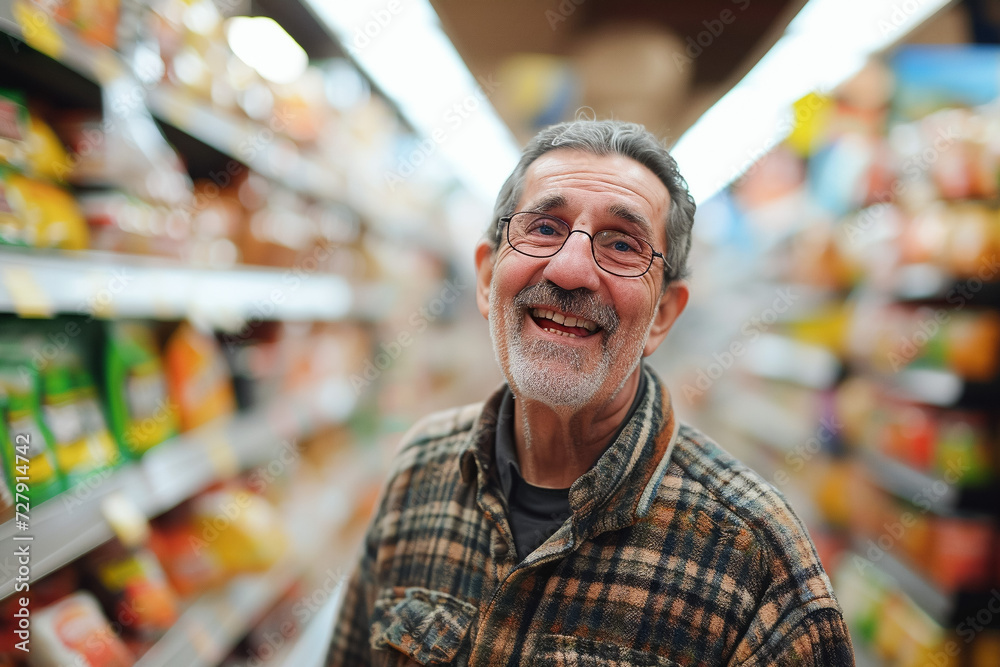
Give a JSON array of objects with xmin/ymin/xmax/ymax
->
[{"xmin": 511, "ymin": 367, "xmax": 643, "ymax": 489}]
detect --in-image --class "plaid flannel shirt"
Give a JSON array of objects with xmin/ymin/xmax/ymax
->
[{"xmin": 327, "ymin": 365, "xmax": 854, "ymax": 666}]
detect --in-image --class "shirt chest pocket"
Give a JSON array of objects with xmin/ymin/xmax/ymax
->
[
  {"xmin": 535, "ymin": 634, "xmax": 680, "ymax": 667},
  {"xmin": 369, "ymin": 587, "xmax": 478, "ymax": 665}
]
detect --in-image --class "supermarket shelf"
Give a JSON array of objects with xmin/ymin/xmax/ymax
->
[
  {"xmin": 862, "ymin": 448, "xmax": 1000, "ymax": 515},
  {"xmin": 230, "ymin": 570, "xmax": 346, "ymax": 667},
  {"xmin": 0, "ymin": 0, "xmax": 125, "ymax": 84},
  {"xmin": 135, "ymin": 448, "xmax": 367, "ymax": 667},
  {"xmin": 0, "ymin": 376, "xmax": 356, "ymax": 600},
  {"xmin": 852, "ymin": 539, "xmax": 953, "ymax": 626},
  {"xmin": 879, "ymin": 367, "xmax": 1000, "ymax": 410},
  {"xmin": 893, "ymin": 264, "xmax": 1000, "ymax": 306},
  {"xmin": 740, "ymin": 334, "xmax": 842, "ymax": 390},
  {"xmin": 861, "ymin": 450, "xmax": 959, "ymax": 514},
  {"xmin": 0, "ymin": 0, "xmax": 371, "ymax": 214},
  {"xmin": 146, "ymin": 87, "xmax": 347, "ymax": 205},
  {"xmin": 0, "ymin": 247, "xmax": 394, "ymax": 324},
  {"xmin": 710, "ymin": 388, "xmax": 817, "ymax": 455}
]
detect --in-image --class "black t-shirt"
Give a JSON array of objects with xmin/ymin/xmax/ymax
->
[{"xmin": 494, "ymin": 373, "xmax": 648, "ymax": 560}]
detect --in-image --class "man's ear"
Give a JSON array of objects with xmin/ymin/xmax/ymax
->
[
  {"xmin": 474, "ymin": 240, "xmax": 495, "ymax": 320},
  {"xmin": 643, "ymin": 281, "xmax": 689, "ymax": 357}
]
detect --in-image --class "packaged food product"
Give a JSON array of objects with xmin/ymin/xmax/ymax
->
[
  {"xmin": 3, "ymin": 172, "xmax": 89, "ymax": 249},
  {"xmin": 0, "ymin": 89, "xmax": 29, "ymax": 170},
  {"xmin": 148, "ymin": 502, "xmax": 228, "ymax": 596},
  {"xmin": 39, "ymin": 357, "xmax": 120, "ymax": 487},
  {"xmin": 163, "ymin": 322, "xmax": 236, "ymax": 431},
  {"xmin": 0, "ymin": 362, "xmax": 64, "ymax": 504},
  {"xmin": 191, "ymin": 486, "xmax": 286, "ymax": 573},
  {"xmin": 25, "ymin": 115, "xmax": 72, "ymax": 182},
  {"xmin": 82, "ymin": 540, "xmax": 179, "ymax": 639},
  {"xmin": 929, "ymin": 515, "xmax": 994, "ymax": 591},
  {"xmin": 65, "ymin": 0, "xmax": 122, "ymax": 48},
  {"xmin": 78, "ymin": 190, "xmax": 192, "ymax": 258},
  {"xmin": 0, "ymin": 169, "xmax": 21, "ymax": 245},
  {"xmin": 0, "ymin": 392, "xmax": 16, "ymax": 514},
  {"xmin": 31, "ymin": 591, "xmax": 134, "ymax": 667},
  {"xmin": 104, "ymin": 322, "xmax": 179, "ymax": 458}
]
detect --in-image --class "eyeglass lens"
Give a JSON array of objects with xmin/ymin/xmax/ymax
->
[{"xmin": 507, "ymin": 213, "xmax": 654, "ymax": 277}]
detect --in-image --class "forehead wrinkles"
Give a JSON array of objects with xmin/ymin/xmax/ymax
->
[{"xmin": 521, "ymin": 153, "xmax": 669, "ymax": 220}]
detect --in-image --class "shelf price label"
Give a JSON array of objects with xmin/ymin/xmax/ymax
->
[
  {"xmin": 205, "ymin": 430, "xmax": 239, "ymax": 480},
  {"xmin": 1, "ymin": 266, "xmax": 54, "ymax": 318},
  {"xmin": 100, "ymin": 493, "xmax": 149, "ymax": 549}
]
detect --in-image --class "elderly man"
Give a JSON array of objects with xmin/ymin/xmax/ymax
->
[{"xmin": 326, "ymin": 120, "xmax": 854, "ymax": 666}]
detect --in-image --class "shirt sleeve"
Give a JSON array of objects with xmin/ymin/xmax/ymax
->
[
  {"xmin": 737, "ymin": 607, "xmax": 856, "ymax": 667},
  {"xmin": 324, "ymin": 543, "xmax": 377, "ymax": 666}
]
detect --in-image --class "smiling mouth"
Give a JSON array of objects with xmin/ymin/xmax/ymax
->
[{"xmin": 529, "ymin": 308, "xmax": 600, "ymax": 338}]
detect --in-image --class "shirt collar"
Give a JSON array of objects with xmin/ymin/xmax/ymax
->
[
  {"xmin": 493, "ymin": 372, "xmax": 648, "ymax": 502},
  {"xmin": 459, "ymin": 364, "xmax": 679, "ymax": 537}
]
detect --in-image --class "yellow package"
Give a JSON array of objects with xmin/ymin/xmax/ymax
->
[
  {"xmin": 25, "ymin": 115, "xmax": 73, "ymax": 182},
  {"xmin": 194, "ymin": 487, "xmax": 287, "ymax": 573},
  {"xmin": 5, "ymin": 173, "xmax": 89, "ymax": 249}
]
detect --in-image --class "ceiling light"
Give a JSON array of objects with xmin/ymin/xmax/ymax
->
[
  {"xmin": 672, "ymin": 0, "xmax": 952, "ymax": 205},
  {"xmin": 302, "ymin": 0, "xmax": 521, "ymax": 204},
  {"xmin": 225, "ymin": 16, "xmax": 309, "ymax": 86}
]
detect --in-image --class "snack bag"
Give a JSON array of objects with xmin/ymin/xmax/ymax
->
[
  {"xmin": 163, "ymin": 322, "xmax": 236, "ymax": 431},
  {"xmin": 0, "ymin": 362, "xmax": 64, "ymax": 504},
  {"xmin": 104, "ymin": 322, "xmax": 179, "ymax": 458},
  {"xmin": 32, "ymin": 591, "xmax": 135, "ymax": 667}
]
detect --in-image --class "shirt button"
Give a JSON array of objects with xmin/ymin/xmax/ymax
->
[{"xmin": 493, "ymin": 536, "xmax": 509, "ymax": 557}]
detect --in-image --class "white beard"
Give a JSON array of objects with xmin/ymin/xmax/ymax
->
[{"xmin": 488, "ymin": 274, "xmax": 653, "ymax": 409}]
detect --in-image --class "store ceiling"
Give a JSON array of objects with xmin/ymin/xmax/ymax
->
[
  {"xmin": 429, "ymin": 0, "xmax": 807, "ymax": 142},
  {"xmin": 255, "ymin": 0, "xmax": 809, "ymax": 145}
]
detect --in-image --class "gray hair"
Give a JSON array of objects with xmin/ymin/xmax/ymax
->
[{"xmin": 487, "ymin": 119, "xmax": 696, "ymax": 284}]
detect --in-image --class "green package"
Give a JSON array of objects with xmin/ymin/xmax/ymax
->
[
  {"xmin": 104, "ymin": 322, "xmax": 179, "ymax": 458},
  {"xmin": 0, "ymin": 362, "xmax": 65, "ymax": 505}
]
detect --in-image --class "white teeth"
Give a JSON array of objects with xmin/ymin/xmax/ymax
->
[
  {"xmin": 543, "ymin": 327, "xmax": 578, "ymax": 338},
  {"xmin": 531, "ymin": 308, "xmax": 598, "ymax": 333}
]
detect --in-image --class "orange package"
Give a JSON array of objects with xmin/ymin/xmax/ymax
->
[{"xmin": 163, "ymin": 322, "xmax": 236, "ymax": 431}]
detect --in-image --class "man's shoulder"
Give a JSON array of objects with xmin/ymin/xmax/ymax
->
[{"xmin": 662, "ymin": 423, "xmax": 828, "ymax": 578}]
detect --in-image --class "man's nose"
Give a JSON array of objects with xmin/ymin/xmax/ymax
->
[{"xmin": 541, "ymin": 231, "xmax": 602, "ymax": 293}]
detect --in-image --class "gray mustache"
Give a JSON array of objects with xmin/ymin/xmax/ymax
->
[{"xmin": 513, "ymin": 281, "xmax": 619, "ymax": 334}]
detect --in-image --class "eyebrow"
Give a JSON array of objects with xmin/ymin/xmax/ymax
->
[{"xmin": 525, "ymin": 195, "xmax": 653, "ymax": 235}]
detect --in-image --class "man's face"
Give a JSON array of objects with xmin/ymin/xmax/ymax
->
[{"xmin": 475, "ymin": 149, "xmax": 688, "ymax": 408}]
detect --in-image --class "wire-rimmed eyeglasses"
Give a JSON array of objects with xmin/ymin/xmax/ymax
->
[{"xmin": 499, "ymin": 211, "xmax": 668, "ymax": 278}]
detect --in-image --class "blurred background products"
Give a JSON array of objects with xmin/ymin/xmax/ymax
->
[{"xmin": 0, "ymin": 0, "xmax": 999, "ymax": 665}]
